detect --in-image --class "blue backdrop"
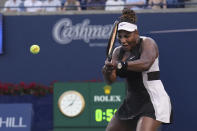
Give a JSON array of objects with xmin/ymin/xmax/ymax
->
[
  {"xmin": 1, "ymin": 12, "xmax": 197, "ymax": 131},
  {"xmin": 0, "ymin": 14, "xmax": 2, "ymax": 54}
]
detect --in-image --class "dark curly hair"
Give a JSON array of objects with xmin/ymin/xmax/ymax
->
[{"xmin": 119, "ymin": 8, "xmax": 137, "ymax": 24}]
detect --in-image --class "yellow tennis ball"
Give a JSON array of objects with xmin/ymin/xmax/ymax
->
[{"xmin": 30, "ymin": 45, "xmax": 40, "ymax": 54}]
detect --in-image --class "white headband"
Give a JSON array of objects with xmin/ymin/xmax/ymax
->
[{"xmin": 118, "ymin": 22, "xmax": 137, "ymax": 32}]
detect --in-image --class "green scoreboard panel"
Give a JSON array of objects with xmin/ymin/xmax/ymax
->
[{"xmin": 54, "ymin": 82, "xmax": 126, "ymax": 131}]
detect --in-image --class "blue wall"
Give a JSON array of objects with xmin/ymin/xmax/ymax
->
[
  {"xmin": 0, "ymin": 14, "xmax": 2, "ymax": 54},
  {"xmin": 1, "ymin": 12, "xmax": 197, "ymax": 131}
]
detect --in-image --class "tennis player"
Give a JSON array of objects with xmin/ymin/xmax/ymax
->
[{"xmin": 102, "ymin": 8, "xmax": 172, "ymax": 131}]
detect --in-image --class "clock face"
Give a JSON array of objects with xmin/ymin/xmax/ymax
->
[{"xmin": 58, "ymin": 90, "xmax": 85, "ymax": 117}]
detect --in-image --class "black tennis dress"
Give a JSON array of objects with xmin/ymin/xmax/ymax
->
[{"xmin": 115, "ymin": 36, "xmax": 173, "ymax": 123}]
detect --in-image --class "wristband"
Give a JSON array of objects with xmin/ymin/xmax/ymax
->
[{"xmin": 117, "ymin": 61, "xmax": 128, "ymax": 71}]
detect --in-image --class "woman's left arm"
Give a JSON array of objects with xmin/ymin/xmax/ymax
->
[{"xmin": 127, "ymin": 37, "xmax": 158, "ymax": 71}]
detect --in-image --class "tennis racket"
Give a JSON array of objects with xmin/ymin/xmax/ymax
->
[{"xmin": 106, "ymin": 21, "xmax": 119, "ymax": 62}]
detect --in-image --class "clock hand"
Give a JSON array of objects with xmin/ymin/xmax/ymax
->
[{"xmin": 65, "ymin": 96, "xmax": 77, "ymax": 108}]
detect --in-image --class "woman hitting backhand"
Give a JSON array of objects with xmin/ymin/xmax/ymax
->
[{"xmin": 102, "ymin": 8, "xmax": 172, "ymax": 131}]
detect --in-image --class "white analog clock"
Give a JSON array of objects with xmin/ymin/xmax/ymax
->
[{"xmin": 58, "ymin": 90, "xmax": 85, "ymax": 117}]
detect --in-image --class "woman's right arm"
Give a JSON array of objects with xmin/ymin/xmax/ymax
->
[{"xmin": 102, "ymin": 47, "xmax": 120, "ymax": 84}]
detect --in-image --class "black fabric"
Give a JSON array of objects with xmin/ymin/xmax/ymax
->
[
  {"xmin": 147, "ymin": 71, "xmax": 160, "ymax": 81},
  {"xmin": 116, "ymin": 76, "xmax": 156, "ymax": 120},
  {"xmin": 116, "ymin": 38, "xmax": 142, "ymax": 78},
  {"xmin": 115, "ymin": 38, "xmax": 156, "ymax": 121}
]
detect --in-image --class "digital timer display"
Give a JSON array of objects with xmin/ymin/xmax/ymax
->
[{"xmin": 95, "ymin": 109, "xmax": 117, "ymax": 122}]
